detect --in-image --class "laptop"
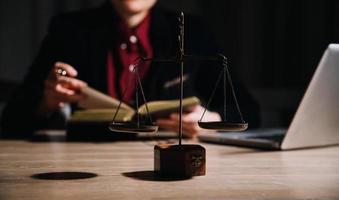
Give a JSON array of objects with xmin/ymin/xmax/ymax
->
[{"xmin": 198, "ymin": 44, "xmax": 339, "ymax": 150}]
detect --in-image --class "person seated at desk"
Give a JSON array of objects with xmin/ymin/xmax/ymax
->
[{"xmin": 1, "ymin": 0, "xmax": 260, "ymax": 137}]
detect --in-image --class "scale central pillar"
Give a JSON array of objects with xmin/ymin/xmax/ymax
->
[{"xmin": 153, "ymin": 12, "xmax": 206, "ymax": 178}]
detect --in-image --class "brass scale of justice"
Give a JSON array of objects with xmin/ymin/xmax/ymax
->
[{"xmin": 109, "ymin": 12, "xmax": 248, "ymax": 177}]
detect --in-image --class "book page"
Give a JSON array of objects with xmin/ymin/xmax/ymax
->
[
  {"xmin": 78, "ymin": 86, "xmax": 133, "ymax": 110},
  {"xmin": 70, "ymin": 108, "xmax": 135, "ymax": 122},
  {"xmin": 138, "ymin": 96, "xmax": 200, "ymax": 115}
]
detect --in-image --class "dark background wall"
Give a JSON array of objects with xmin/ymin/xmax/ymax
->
[{"xmin": 1, "ymin": 0, "xmax": 338, "ymax": 127}]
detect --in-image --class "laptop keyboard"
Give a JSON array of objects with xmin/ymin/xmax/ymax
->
[
  {"xmin": 246, "ymin": 134, "xmax": 285, "ymax": 143},
  {"xmin": 199, "ymin": 128, "xmax": 288, "ymax": 149}
]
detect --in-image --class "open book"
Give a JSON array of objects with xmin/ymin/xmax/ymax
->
[{"xmin": 69, "ymin": 86, "xmax": 200, "ymax": 123}]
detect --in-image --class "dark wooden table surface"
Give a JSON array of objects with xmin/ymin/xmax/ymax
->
[{"xmin": 0, "ymin": 131, "xmax": 339, "ymax": 200}]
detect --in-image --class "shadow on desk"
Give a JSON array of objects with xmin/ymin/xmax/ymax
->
[
  {"xmin": 122, "ymin": 171, "xmax": 191, "ymax": 182},
  {"xmin": 31, "ymin": 172, "xmax": 98, "ymax": 180}
]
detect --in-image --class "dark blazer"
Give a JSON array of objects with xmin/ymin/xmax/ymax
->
[{"xmin": 1, "ymin": 2, "xmax": 260, "ymax": 136}]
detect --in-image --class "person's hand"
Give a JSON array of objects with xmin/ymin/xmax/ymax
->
[
  {"xmin": 37, "ymin": 62, "xmax": 87, "ymax": 115},
  {"xmin": 156, "ymin": 105, "xmax": 221, "ymax": 138}
]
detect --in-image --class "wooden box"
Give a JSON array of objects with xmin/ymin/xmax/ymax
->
[{"xmin": 154, "ymin": 144, "xmax": 206, "ymax": 177}]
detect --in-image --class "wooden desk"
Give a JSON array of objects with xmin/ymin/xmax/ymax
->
[{"xmin": 1, "ymin": 133, "xmax": 339, "ymax": 199}]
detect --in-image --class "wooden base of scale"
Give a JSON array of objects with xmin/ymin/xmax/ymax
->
[{"xmin": 154, "ymin": 144, "xmax": 206, "ymax": 177}]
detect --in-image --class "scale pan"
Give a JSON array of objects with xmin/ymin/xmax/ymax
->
[
  {"xmin": 109, "ymin": 122, "xmax": 158, "ymax": 134},
  {"xmin": 198, "ymin": 121, "xmax": 248, "ymax": 131}
]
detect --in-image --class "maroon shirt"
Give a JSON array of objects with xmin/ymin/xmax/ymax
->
[{"xmin": 107, "ymin": 14, "xmax": 153, "ymax": 104}]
